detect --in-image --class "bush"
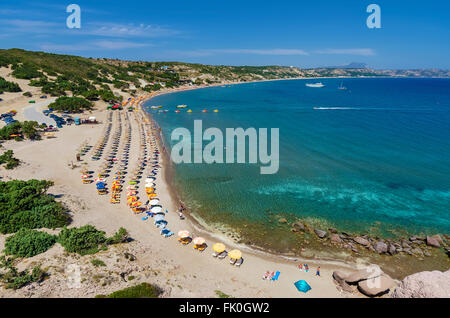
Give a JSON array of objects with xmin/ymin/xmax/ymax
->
[
  {"xmin": 48, "ymin": 96, "xmax": 93, "ymax": 113},
  {"xmin": 0, "ymin": 150, "xmax": 20, "ymax": 169},
  {"xmin": 0, "ymin": 76, "xmax": 21, "ymax": 92},
  {"xmin": 12, "ymin": 63, "xmax": 41, "ymax": 79},
  {"xmin": 4, "ymin": 228, "xmax": 57, "ymax": 257},
  {"xmin": 0, "ymin": 121, "xmax": 40, "ymax": 141},
  {"xmin": 90, "ymin": 259, "xmax": 106, "ymax": 267},
  {"xmin": 58, "ymin": 225, "xmax": 129, "ymax": 255},
  {"xmin": 58, "ymin": 225, "xmax": 108, "ymax": 255},
  {"xmin": 22, "ymin": 91, "xmax": 32, "ymax": 97},
  {"xmin": 0, "ymin": 179, "xmax": 70, "ymax": 234},
  {"xmin": 99, "ymin": 283, "xmax": 162, "ymax": 298}
]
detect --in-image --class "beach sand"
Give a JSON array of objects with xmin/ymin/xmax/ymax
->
[{"xmin": 0, "ymin": 89, "xmax": 363, "ymax": 298}]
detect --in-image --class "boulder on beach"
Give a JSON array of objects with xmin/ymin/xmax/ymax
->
[
  {"xmin": 332, "ymin": 271, "xmax": 357, "ymax": 293},
  {"xmin": 426, "ymin": 235, "xmax": 441, "ymax": 247},
  {"xmin": 353, "ymin": 237, "xmax": 370, "ymax": 247},
  {"xmin": 345, "ymin": 265, "xmax": 383, "ymax": 283},
  {"xmin": 314, "ymin": 229, "xmax": 327, "ymax": 238},
  {"xmin": 374, "ymin": 241, "xmax": 388, "ymax": 254},
  {"xmin": 292, "ymin": 222, "xmax": 306, "ymax": 232},
  {"xmin": 330, "ymin": 233, "xmax": 342, "ymax": 244},
  {"xmin": 391, "ymin": 270, "xmax": 450, "ymax": 298},
  {"xmin": 358, "ymin": 274, "xmax": 397, "ymax": 297}
]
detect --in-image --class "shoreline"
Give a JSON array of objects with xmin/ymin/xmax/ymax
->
[{"xmin": 137, "ymin": 78, "xmax": 449, "ymax": 280}]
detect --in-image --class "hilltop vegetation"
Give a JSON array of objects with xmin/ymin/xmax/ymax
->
[{"xmin": 0, "ymin": 48, "xmax": 448, "ymax": 109}]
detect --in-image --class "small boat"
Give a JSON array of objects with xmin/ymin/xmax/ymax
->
[
  {"xmin": 177, "ymin": 105, "xmax": 187, "ymax": 108},
  {"xmin": 306, "ymin": 82, "xmax": 324, "ymax": 88},
  {"xmin": 175, "ymin": 110, "xmax": 180, "ymax": 113},
  {"xmin": 151, "ymin": 105, "xmax": 162, "ymax": 109},
  {"xmin": 338, "ymin": 82, "xmax": 347, "ymax": 90},
  {"xmin": 187, "ymin": 109, "xmax": 192, "ymax": 113},
  {"xmin": 202, "ymin": 109, "xmax": 207, "ymax": 113},
  {"xmin": 213, "ymin": 109, "xmax": 219, "ymax": 113}
]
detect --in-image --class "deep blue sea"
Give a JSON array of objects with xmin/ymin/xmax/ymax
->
[{"xmin": 145, "ymin": 78, "xmax": 450, "ymax": 237}]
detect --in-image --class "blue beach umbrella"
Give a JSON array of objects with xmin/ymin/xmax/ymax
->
[
  {"xmin": 96, "ymin": 182, "xmax": 106, "ymax": 187},
  {"xmin": 294, "ymin": 280, "xmax": 311, "ymax": 293}
]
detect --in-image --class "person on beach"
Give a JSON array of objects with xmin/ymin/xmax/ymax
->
[
  {"xmin": 316, "ymin": 267, "xmax": 320, "ymax": 276},
  {"xmin": 263, "ymin": 271, "xmax": 270, "ymax": 280},
  {"xmin": 179, "ymin": 211, "xmax": 185, "ymax": 220},
  {"xmin": 298, "ymin": 264, "xmax": 303, "ymax": 271},
  {"xmin": 304, "ymin": 264, "xmax": 309, "ymax": 272}
]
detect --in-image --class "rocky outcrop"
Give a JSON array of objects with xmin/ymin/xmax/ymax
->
[
  {"xmin": 314, "ymin": 229, "xmax": 327, "ymax": 238},
  {"xmin": 374, "ymin": 241, "xmax": 388, "ymax": 254},
  {"xmin": 332, "ymin": 265, "xmax": 397, "ymax": 297},
  {"xmin": 391, "ymin": 270, "xmax": 450, "ymax": 298},
  {"xmin": 426, "ymin": 235, "xmax": 442, "ymax": 247},
  {"xmin": 291, "ymin": 222, "xmax": 306, "ymax": 232},
  {"xmin": 345, "ymin": 265, "xmax": 383, "ymax": 283},
  {"xmin": 358, "ymin": 275, "xmax": 396, "ymax": 297},
  {"xmin": 353, "ymin": 237, "xmax": 370, "ymax": 247},
  {"xmin": 330, "ymin": 233, "xmax": 342, "ymax": 244}
]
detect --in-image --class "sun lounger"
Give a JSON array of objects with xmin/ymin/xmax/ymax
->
[
  {"xmin": 229, "ymin": 258, "xmax": 237, "ymax": 265},
  {"xmin": 235, "ymin": 258, "xmax": 243, "ymax": 267},
  {"xmin": 212, "ymin": 251, "xmax": 219, "ymax": 257},
  {"xmin": 218, "ymin": 251, "xmax": 227, "ymax": 259}
]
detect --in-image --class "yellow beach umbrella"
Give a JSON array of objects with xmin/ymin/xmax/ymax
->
[
  {"xmin": 127, "ymin": 196, "xmax": 137, "ymax": 202},
  {"xmin": 178, "ymin": 230, "xmax": 190, "ymax": 238},
  {"xmin": 212, "ymin": 243, "xmax": 226, "ymax": 253},
  {"xmin": 228, "ymin": 249, "xmax": 242, "ymax": 260},
  {"xmin": 147, "ymin": 193, "xmax": 157, "ymax": 198}
]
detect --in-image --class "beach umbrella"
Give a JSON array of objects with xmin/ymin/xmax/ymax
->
[
  {"xmin": 130, "ymin": 201, "xmax": 141, "ymax": 208},
  {"xmin": 127, "ymin": 185, "xmax": 137, "ymax": 190},
  {"xmin": 149, "ymin": 199, "xmax": 159, "ymax": 205},
  {"xmin": 96, "ymin": 182, "xmax": 106, "ymax": 187},
  {"xmin": 212, "ymin": 243, "xmax": 226, "ymax": 253},
  {"xmin": 145, "ymin": 183, "xmax": 155, "ymax": 188},
  {"xmin": 127, "ymin": 196, "xmax": 138, "ymax": 202},
  {"xmin": 81, "ymin": 174, "xmax": 90, "ymax": 179},
  {"xmin": 127, "ymin": 191, "xmax": 137, "ymax": 196},
  {"xmin": 193, "ymin": 237, "xmax": 206, "ymax": 245},
  {"xmin": 178, "ymin": 230, "xmax": 190, "ymax": 238},
  {"xmin": 95, "ymin": 178, "xmax": 105, "ymax": 182},
  {"xmin": 150, "ymin": 206, "xmax": 162, "ymax": 213},
  {"xmin": 228, "ymin": 250, "xmax": 242, "ymax": 260},
  {"xmin": 294, "ymin": 280, "xmax": 311, "ymax": 293},
  {"xmin": 154, "ymin": 214, "xmax": 165, "ymax": 223},
  {"xmin": 81, "ymin": 168, "xmax": 89, "ymax": 174},
  {"xmin": 147, "ymin": 193, "xmax": 157, "ymax": 198}
]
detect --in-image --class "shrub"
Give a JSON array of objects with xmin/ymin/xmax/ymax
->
[
  {"xmin": 90, "ymin": 259, "xmax": 106, "ymax": 267},
  {"xmin": 48, "ymin": 96, "xmax": 93, "ymax": 113},
  {"xmin": 12, "ymin": 63, "xmax": 41, "ymax": 79},
  {"xmin": 0, "ymin": 150, "xmax": 20, "ymax": 169},
  {"xmin": 58, "ymin": 225, "xmax": 108, "ymax": 255},
  {"xmin": 0, "ymin": 76, "xmax": 21, "ymax": 92},
  {"xmin": 0, "ymin": 179, "xmax": 70, "ymax": 234},
  {"xmin": 58, "ymin": 226, "xmax": 129, "ymax": 255},
  {"xmin": 0, "ymin": 256, "xmax": 47, "ymax": 289},
  {"xmin": 102, "ymin": 283, "xmax": 162, "ymax": 298},
  {"xmin": 4, "ymin": 228, "xmax": 57, "ymax": 257}
]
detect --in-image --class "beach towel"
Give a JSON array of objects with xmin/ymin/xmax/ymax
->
[
  {"xmin": 294, "ymin": 280, "xmax": 311, "ymax": 293},
  {"xmin": 271, "ymin": 271, "xmax": 280, "ymax": 281}
]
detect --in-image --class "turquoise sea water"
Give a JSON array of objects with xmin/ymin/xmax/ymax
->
[{"xmin": 145, "ymin": 78, "xmax": 450, "ymax": 237}]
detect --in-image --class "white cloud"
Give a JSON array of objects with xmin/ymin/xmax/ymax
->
[
  {"xmin": 180, "ymin": 48, "xmax": 309, "ymax": 57},
  {"xmin": 315, "ymin": 48, "xmax": 376, "ymax": 56},
  {"xmin": 83, "ymin": 22, "xmax": 181, "ymax": 38},
  {"xmin": 41, "ymin": 40, "xmax": 152, "ymax": 52}
]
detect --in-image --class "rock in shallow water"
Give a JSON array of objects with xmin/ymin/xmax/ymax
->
[
  {"xmin": 374, "ymin": 241, "xmax": 388, "ymax": 254},
  {"xmin": 354, "ymin": 237, "xmax": 370, "ymax": 247}
]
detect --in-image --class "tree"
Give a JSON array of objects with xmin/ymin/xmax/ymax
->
[
  {"xmin": 4, "ymin": 228, "xmax": 57, "ymax": 257},
  {"xmin": 48, "ymin": 96, "xmax": 93, "ymax": 113}
]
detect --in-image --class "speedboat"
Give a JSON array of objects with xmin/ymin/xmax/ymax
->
[
  {"xmin": 306, "ymin": 82, "xmax": 325, "ymax": 88},
  {"xmin": 177, "ymin": 105, "xmax": 187, "ymax": 108}
]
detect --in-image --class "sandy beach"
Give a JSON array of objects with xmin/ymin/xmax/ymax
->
[{"xmin": 0, "ymin": 85, "xmax": 369, "ymax": 298}]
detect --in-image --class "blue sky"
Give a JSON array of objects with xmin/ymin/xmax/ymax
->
[{"xmin": 0, "ymin": 0, "xmax": 449, "ymax": 68}]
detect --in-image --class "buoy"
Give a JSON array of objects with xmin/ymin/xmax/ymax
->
[
  {"xmin": 214, "ymin": 109, "xmax": 219, "ymax": 113},
  {"xmin": 202, "ymin": 109, "xmax": 207, "ymax": 113}
]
